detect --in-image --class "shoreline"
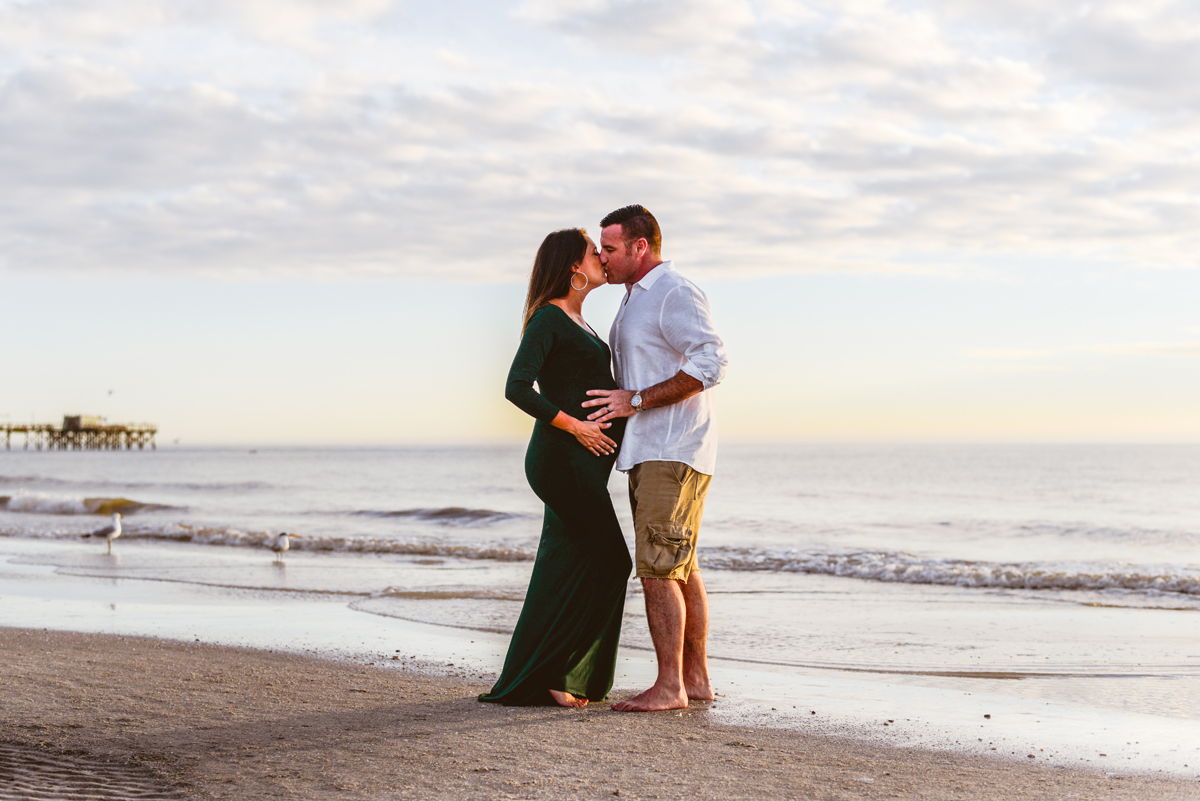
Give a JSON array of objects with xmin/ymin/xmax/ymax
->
[
  {"xmin": 3, "ymin": 535, "xmax": 1200, "ymax": 780},
  {"xmin": 4, "ymin": 627, "xmax": 1198, "ymax": 800}
]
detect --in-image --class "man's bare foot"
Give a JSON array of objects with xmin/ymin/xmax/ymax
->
[
  {"xmin": 685, "ymin": 680, "xmax": 715, "ymax": 701},
  {"xmin": 610, "ymin": 684, "xmax": 688, "ymax": 712},
  {"xmin": 549, "ymin": 689, "xmax": 588, "ymax": 708}
]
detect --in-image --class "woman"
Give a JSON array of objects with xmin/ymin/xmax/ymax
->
[{"xmin": 479, "ymin": 228, "xmax": 631, "ymax": 707}]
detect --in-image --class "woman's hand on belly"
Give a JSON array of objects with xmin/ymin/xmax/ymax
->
[{"xmin": 550, "ymin": 411, "xmax": 617, "ymax": 457}]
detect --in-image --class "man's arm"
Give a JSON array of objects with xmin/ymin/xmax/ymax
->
[
  {"xmin": 585, "ymin": 281, "xmax": 726, "ymax": 423},
  {"xmin": 582, "ymin": 371, "xmax": 702, "ymax": 423}
]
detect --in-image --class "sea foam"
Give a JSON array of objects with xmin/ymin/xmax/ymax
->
[
  {"xmin": 702, "ymin": 547, "xmax": 1200, "ymax": 596},
  {"xmin": 3, "ymin": 517, "xmax": 1197, "ymax": 598}
]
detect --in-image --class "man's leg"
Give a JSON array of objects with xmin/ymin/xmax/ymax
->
[
  {"xmin": 681, "ymin": 571, "xmax": 713, "ymax": 700},
  {"xmin": 611, "ymin": 577, "xmax": 688, "ymax": 712},
  {"xmin": 614, "ymin": 461, "xmax": 711, "ymax": 712}
]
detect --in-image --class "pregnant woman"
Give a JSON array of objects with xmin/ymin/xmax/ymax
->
[{"xmin": 479, "ymin": 228, "xmax": 632, "ymax": 707}]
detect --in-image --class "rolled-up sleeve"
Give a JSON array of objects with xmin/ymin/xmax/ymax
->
[{"xmin": 661, "ymin": 284, "xmax": 728, "ymax": 390}]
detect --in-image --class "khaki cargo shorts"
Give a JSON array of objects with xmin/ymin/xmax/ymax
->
[{"xmin": 628, "ymin": 461, "xmax": 712, "ymax": 582}]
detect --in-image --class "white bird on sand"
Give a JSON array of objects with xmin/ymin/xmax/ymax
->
[
  {"xmin": 83, "ymin": 513, "xmax": 122, "ymax": 554},
  {"xmin": 271, "ymin": 532, "xmax": 298, "ymax": 562}
]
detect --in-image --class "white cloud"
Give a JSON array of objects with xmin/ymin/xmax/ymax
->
[
  {"xmin": 3, "ymin": 0, "xmax": 1200, "ymax": 280},
  {"xmin": 435, "ymin": 50, "xmax": 473, "ymax": 72},
  {"xmin": 514, "ymin": 0, "xmax": 758, "ymax": 52},
  {"xmin": 0, "ymin": 0, "xmax": 397, "ymax": 50}
]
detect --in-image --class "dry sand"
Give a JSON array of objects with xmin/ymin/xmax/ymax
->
[{"xmin": 1, "ymin": 627, "xmax": 1195, "ymax": 800}]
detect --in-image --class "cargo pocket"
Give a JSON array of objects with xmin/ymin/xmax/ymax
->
[{"xmin": 645, "ymin": 522, "xmax": 694, "ymax": 579}]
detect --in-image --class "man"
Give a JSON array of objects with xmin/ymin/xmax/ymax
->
[{"xmin": 583, "ymin": 204, "xmax": 728, "ymax": 712}]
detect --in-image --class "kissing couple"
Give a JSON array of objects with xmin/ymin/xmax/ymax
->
[{"xmin": 479, "ymin": 205, "xmax": 728, "ymax": 712}]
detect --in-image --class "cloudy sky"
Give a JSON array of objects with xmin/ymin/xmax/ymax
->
[{"xmin": 2, "ymin": 0, "xmax": 1198, "ymax": 443}]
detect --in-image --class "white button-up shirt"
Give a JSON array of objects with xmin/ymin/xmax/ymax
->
[{"xmin": 609, "ymin": 261, "xmax": 728, "ymax": 475}]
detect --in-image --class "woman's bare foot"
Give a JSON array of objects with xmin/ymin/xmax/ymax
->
[
  {"xmin": 549, "ymin": 689, "xmax": 588, "ymax": 708},
  {"xmin": 610, "ymin": 683, "xmax": 688, "ymax": 712}
]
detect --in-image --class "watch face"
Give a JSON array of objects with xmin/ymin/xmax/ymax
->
[{"xmin": 632, "ymin": 393, "xmax": 642, "ymax": 408}]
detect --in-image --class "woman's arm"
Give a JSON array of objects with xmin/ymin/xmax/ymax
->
[
  {"xmin": 505, "ymin": 313, "xmax": 617, "ymax": 456},
  {"xmin": 504, "ymin": 318, "xmax": 561, "ymax": 423},
  {"xmin": 549, "ymin": 411, "xmax": 616, "ymax": 457}
]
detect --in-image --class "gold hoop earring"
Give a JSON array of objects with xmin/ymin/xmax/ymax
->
[{"xmin": 570, "ymin": 273, "xmax": 588, "ymax": 291}]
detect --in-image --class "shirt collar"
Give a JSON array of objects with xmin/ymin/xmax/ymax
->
[{"xmin": 632, "ymin": 260, "xmax": 673, "ymax": 292}]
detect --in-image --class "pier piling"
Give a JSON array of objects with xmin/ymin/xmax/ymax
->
[{"xmin": 2, "ymin": 417, "xmax": 157, "ymax": 452}]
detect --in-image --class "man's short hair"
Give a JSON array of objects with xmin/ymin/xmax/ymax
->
[{"xmin": 600, "ymin": 204, "xmax": 661, "ymax": 256}]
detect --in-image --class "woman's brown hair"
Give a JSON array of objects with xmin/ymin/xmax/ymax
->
[{"xmin": 522, "ymin": 228, "xmax": 588, "ymax": 330}]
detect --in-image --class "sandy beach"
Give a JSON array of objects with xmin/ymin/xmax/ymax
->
[{"xmin": 2, "ymin": 627, "xmax": 1195, "ymax": 800}]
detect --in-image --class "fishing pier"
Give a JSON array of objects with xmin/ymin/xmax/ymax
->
[{"xmin": 3, "ymin": 416, "xmax": 157, "ymax": 451}]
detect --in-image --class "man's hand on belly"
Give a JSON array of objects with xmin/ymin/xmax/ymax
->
[
  {"xmin": 583, "ymin": 371, "xmax": 703, "ymax": 424},
  {"xmin": 582, "ymin": 388, "xmax": 636, "ymax": 423}
]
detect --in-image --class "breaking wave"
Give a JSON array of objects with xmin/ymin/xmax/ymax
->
[
  {"xmin": 0, "ymin": 491, "xmax": 179, "ymax": 516},
  {"xmin": 171, "ymin": 526, "xmax": 533, "ymax": 561},
  {"xmin": 702, "ymin": 547, "xmax": 1200, "ymax": 596},
  {"xmin": 0, "ymin": 523, "xmax": 536, "ymax": 562},
  {"xmin": 3, "ymin": 515, "xmax": 1197, "ymax": 596},
  {"xmin": 351, "ymin": 507, "xmax": 523, "ymax": 523}
]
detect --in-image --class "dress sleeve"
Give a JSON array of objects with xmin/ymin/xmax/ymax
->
[{"xmin": 505, "ymin": 311, "xmax": 562, "ymax": 423}]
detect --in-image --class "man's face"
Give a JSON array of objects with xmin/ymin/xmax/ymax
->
[{"xmin": 599, "ymin": 224, "xmax": 636, "ymax": 284}]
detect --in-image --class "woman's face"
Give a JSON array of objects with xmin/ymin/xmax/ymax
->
[{"xmin": 574, "ymin": 235, "xmax": 607, "ymax": 289}]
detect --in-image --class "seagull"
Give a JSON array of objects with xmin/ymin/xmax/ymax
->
[
  {"xmin": 270, "ymin": 532, "xmax": 298, "ymax": 562},
  {"xmin": 83, "ymin": 513, "xmax": 122, "ymax": 554}
]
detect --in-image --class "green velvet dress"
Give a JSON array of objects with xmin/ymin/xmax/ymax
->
[{"xmin": 479, "ymin": 304, "xmax": 631, "ymax": 705}]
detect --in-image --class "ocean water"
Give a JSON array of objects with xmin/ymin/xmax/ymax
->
[{"xmin": 2, "ymin": 443, "xmax": 1199, "ymax": 773}]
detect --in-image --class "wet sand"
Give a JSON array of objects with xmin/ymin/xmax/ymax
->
[{"xmin": 3, "ymin": 628, "xmax": 1197, "ymax": 800}]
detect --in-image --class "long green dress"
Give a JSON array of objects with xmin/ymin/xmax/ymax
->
[{"xmin": 479, "ymin": 304, "xmax": 631, "ymax": 705}]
